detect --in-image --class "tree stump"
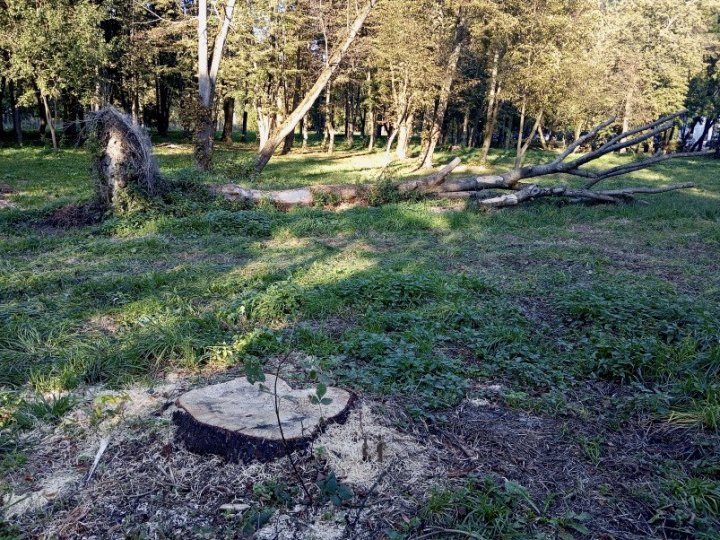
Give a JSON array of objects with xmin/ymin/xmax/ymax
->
[
  {"xmin": 89, "ymin": 106, "xmax": 164, "ymax": 212},
  {"xmin": 173, "ymin": 375, "xmax": 353, "ymax": 463}
]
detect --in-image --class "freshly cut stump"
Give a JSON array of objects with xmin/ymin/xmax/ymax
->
[{"xmin": 173, "ymin": 375, "xmax": 353, "ymax": 462}]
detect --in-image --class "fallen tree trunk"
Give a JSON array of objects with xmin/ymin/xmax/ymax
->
[
  {"xmin": 214, "ymin": 112, "xmax": 711, "ymax": 210},
  {"xmin": 215, "ymin": 157, "xmax": 463, "ymax": 207}
]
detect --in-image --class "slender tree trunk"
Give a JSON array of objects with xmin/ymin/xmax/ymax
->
[
  {"xmin": 682, "ymin": 117, "xmax": 700, "ymax": 150},
  {"xmin": 255, "ymin": 0, "xmax": 376, "ymax": 173},
  {"xmin": 396, "ymin": 112, "xmax": 413, "ymax": 159},
  {"xmin": 503, "ymin": 111, "xmax": 513, "ymax": 150},
  {"xmin": 222, "ymin": 97, "xmax": 235, "ymax": 143},
  {"xmin": 281, "ymin": 125, "xmax": 296, "ymax": 155},
  {"xmin": 324, "ymin": 86, "xmax": 336, "ymax": 154},
  {"xmin": 41, "ymin": 94, "xmax": 58, "ymax": 151},
  {"xmin": 345, "ymin": 92, "xmax": 355, "ymax": 148},
  {"xmin": 0, "ymin": 77, "xmax": 5, "ymax": 137},
  {"xmin": 419, "ymin": 36, "xmax": 463, "ymax": 169},
  {"xmin": 480, "ymin": 50, "xmax": 500, "ymax": 163},
  {"xmin": 367, "ymin": 105, "xmax": 376, "ymax": 150},
  {"xmin": 385, "ymin": 126, "xmax": 398, "ymax": 157},
  {"xmin": 33, "ymin": 84, "xmax": 47, "ymax": 136},
  {"xmin": 241, "ymin": 107, "xmax": 248, "ymax": 142},
  {"xmin": 514, "ymin": 98, "xmax": 527, "ymax": 168},
  {"xmin": 692, "ymin": 118, "xmax": 715, "ymax": 151},
  {"xmin": 155, "ymin": 75, "xmax": 171, "ymax": 137},
  {"xmin": 514, "ymin": 107, "xmax": 543, "ymax": 169},
  {"xmin": 195, "ymin": 0, "xmax": 237, "ymax": 170},
  {"xmin": 301, "ymin": 114, "xmax": 309, "ymax": 149},
  {"xmin": 131, "ymin": 85, "xmax": 140, "ymax": 125},
  {"xmin": 619, "ymin": 89, "xmax": 632, "ymax": 154},
  {"xmin": 461, "ymin": 107, "xmax": 470, "ymax": 147},
  {"xmin": 9, "ymin": 80, "xmax": 22, "ymax": 146},
  {"xmin": 538, "ymin": 124, "xmax": 548, "ymax": 150},
  {"xmin": 282, "ymin": 52, "xmax": 304, "ymax": 155}
]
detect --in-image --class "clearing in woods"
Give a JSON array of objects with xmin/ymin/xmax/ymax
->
[{"xmin": 1, "ymin": 137, "xmax": 719, "ymax": 538}]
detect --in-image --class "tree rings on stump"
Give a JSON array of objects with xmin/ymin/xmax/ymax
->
[{"xmin": 173, "ymin": 375, "xmax": 353, "ymax": 463}]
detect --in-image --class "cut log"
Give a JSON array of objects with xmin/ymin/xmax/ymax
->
[{"xmin": 173, "ymin": 375, "xmax": 353, "ymax": 463}]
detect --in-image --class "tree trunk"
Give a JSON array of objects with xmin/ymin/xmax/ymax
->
[
  {"xmin": 514, "ymin": 98, "xmax": 527, "ymax": 169},
  {"xmin": 461, "ymin": 107, "xmax": 470, "ymax": 147},
  {"xmin": 682, "ymin": 116, "xmax": 700, "ymax": 150},
  {"xmin": 41, "ymin": 94, "xmax": 58, "ymax": 151},
  {"xmin": 155, "ymin": 75, "xmax": 171, "ymax": 137},
  {"xmin": 222, "ymin": 97, "xmax": 235, "ymax": 143},
  {"xmin": 301, "ymin": 114, "xmax": 309, "ymax": 149},
  {"xmin": 255, "ymin": 0, "xmax": 376, "ymax": 173},
  {"xmin": 33, "ymin": 84, "xmax": 47, "ymax": 136},
  {"xmin": 367, "ymin": 105, "xmax": 376, "ymax": 151},
  {"xmin": 241, "ymin": 108, "xmax": 248, "ymax": 142},
  {"xmin": 282, "ymin": 53, "xmax": 304, "ymax": 155},
  {"xmin": 538, "ymin": 124, "xmax": 548, "ymax": 150},
  {"xmin": 691, "ymin": 118, "xmax": 715, "ymax": 152},
  {"xmin": 419, "ymin": 35, "xmax": 463, "ymax": 169},
  {"xmin": 256, "ymin": 106, "xmax": 273, "ymax": 149},
  {"xmin": 194, "ymin": 0, "xmax": 237, "ymax": 171},
  {"xmin": 619, "ymin": 89, "xmax": 632, "ymax": 154},
  {"xmin": 9, "ymin": 80, "xmax": 22, "ymax": 146},
  {"xmin": 480, "ymin": 51, "xmax": 501, "ymax": 162},
  {"xmin": 345, "ymin": 96, "xmax": 355, "ymax": 149},
  {"xmin": 515, "ymin": 107, "xmax": 542, "ymax": 169},
  {"xmin": 385, "ymin": 126, "xmax": 398, "ymax": 157},
  {"xmin": 281, "ymin": 125, "xmax": 296, "ymax": 155},
  {"xmin": 502, "ymin": 111, "xmax": 512, "ymax": 150},
  {"xmin": 396, "ymin": 112, "xmax": 413, "ymax": 159},
  {"xmin": 0, "ymin": 77, "xmax": 5, "ymax": 137},
  {"xmin": 325, "ymin": 87, "xmax": 336, "ymax": 155},
  {"xmin": 572, "ymin": 122, "xmax": 583, "ymax": 153}
]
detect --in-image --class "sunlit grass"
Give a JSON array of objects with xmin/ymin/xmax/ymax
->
[{"xmin": 1, "ymin": 133, "xmax": 720, "ymax": 536}]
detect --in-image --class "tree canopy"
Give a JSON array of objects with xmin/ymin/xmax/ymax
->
[{"xmin": 0, "ymin": 0, "xmax": 718, "ymax": 165}]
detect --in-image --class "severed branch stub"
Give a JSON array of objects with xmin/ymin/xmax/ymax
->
[{"xmin": 173, "ymin": 375, "xmax": 353, "ymax": 463}]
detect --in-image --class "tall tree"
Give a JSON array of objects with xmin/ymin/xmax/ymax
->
[
  {"xmin": 195, "ymin": 0, "xmax": 237, "ymax": 170},
  {"xmin": 254, "ymin": 0, "xmax": 376, "ymax": 173}
]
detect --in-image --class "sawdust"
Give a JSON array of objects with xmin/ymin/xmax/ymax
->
[
  {"xmin": 4, "ymin": 471, "xmax": 81, "ymax": 518},
  {"xmin": 316, "ymin": 404, "xmax": 430, "ymax": 490}
]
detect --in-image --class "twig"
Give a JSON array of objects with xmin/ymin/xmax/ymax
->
[
  {"xmin": 272, "ymin": 348, "xmax": 314, "ymax": 504},
  {"xmin": 85, "ymin": 437, "xmax": 110, "ymax": 484}
]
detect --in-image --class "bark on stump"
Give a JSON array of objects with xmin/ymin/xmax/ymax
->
[
  {"xmin": 89, "ymin": 106, "xmax": 163, "ymax": 212},
  {"xmin": 173, "ymin": 375, "xmax": 353, "ymax": 463}
]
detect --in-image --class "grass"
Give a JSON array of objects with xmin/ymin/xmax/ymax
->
[{"xmin": 1, "ymin": 132, "xmax": 720, "ymax": 537}]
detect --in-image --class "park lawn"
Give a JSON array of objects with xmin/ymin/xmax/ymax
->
[{"xmin": 0, "ymin": 137, "xmax": 719, "ymax": 538}]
